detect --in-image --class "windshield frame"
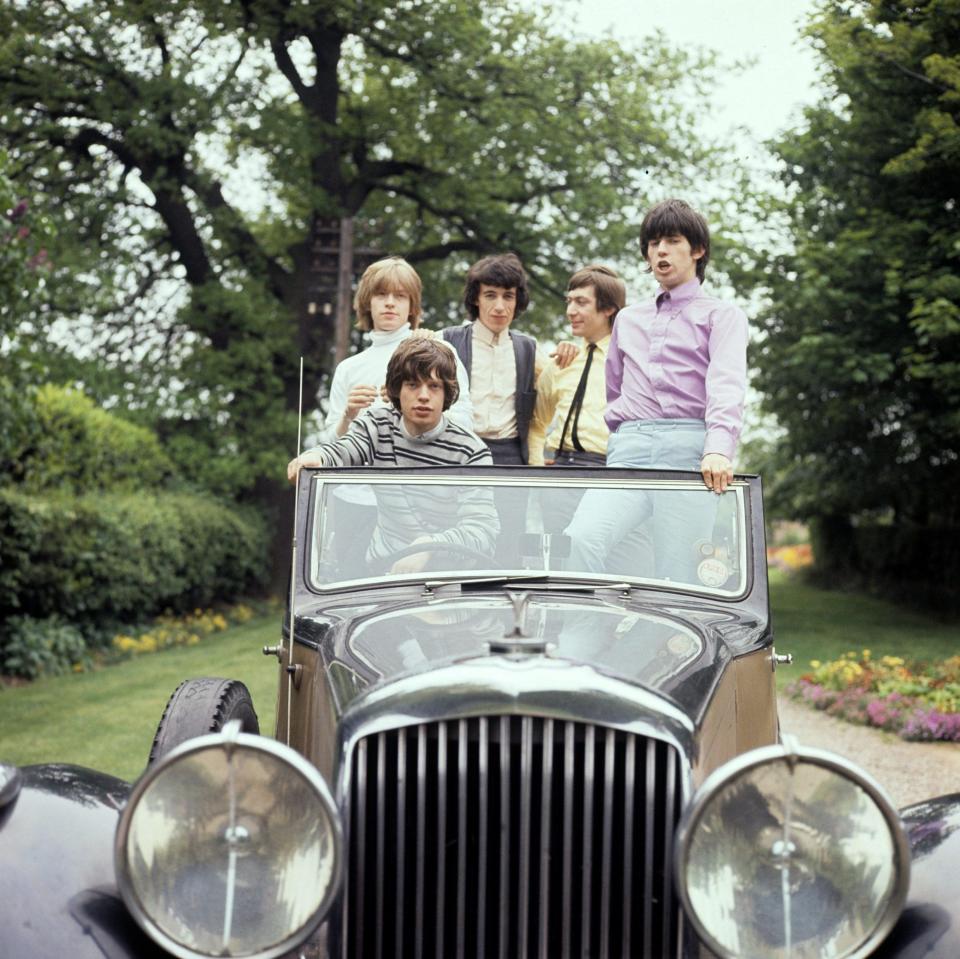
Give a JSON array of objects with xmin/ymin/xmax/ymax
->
[{"xmin": 301, "ymin": 467, "xmax": 754, "ymax": 601}]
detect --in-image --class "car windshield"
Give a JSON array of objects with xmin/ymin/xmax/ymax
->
[{"xmin": 307, "ymin": 472, "xmax": 748, "ymax": 597}]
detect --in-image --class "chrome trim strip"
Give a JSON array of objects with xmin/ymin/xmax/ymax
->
[
  {"xmin": 415, "ymin": 725, "xmax": 426, "ymax": 959},
  {"xmin": 643, "ymin": 738, "xmax": 655, "ymax": 957},
  {"xmin": 538, "ymin": 718, "xmax": 554, "ymax": 959},
  {"xmin": 375, "ymin": 732, "xmax": 386, "ymax": 959},
  {"xmin": 477, "ymin": 717, "xmax": 489, "ymax": 959},
  {"xmin": 663, "ymin": 749, "xmax": 678, "ymax": 959},
  {"xmin": 600, "ymin": 728, "xmax": 615, "ymax": 958},
  {"xmin": 395, "ymin": 729, "xmax": 406, "ymax": 959},
  {"xmin": 622, "ymin": 734, "xmax": 636, "ymax": 956},
  {"xmin": 581, "ymin": 724, "xmax": 595, "ymax": 954},
  {"xmin": 436, "ymin": 721, "xmax": 448, "ymax": 959},
  {"xmin": 355, "ymin": 737, "xmax": 367, "ymax": 959},
  {"xmin": 518, "ymin": 716, "xmax": 533, "ymax": 959},
  {"xmin": 498, "ymin": 716, "xmax": 510, "ymax": 959},
  {"xmin": 456, "ymin": 719, "xmax": 468, "ymax": 959},
  {"xmin": 561, "ymin": 721, "xmax": 574, "ymax": 959}
]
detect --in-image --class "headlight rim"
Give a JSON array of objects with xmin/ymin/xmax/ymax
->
[
  {"xmin": 674, "ymin": 740, "xmax": 911, "ymax": 959},
  {"xmin": 115, "ymin": 725, "xmax": 343, "ymax": 959}
]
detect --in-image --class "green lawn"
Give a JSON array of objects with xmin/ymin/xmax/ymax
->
[
  {"xmin": 770, "ymin": 569, "xmax": 960, "ymax": 688},
  {"xmin": 2, "ymin": 578, "xmax": 959, "ymax": 783},
  {"xmin": 0, "ymin": 615, "xmax": 282, "ymax": 782}
]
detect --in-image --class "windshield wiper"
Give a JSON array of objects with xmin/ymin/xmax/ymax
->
[{"xmin": 425, "ymin": 574, "xmax": 632, "ymax": 594}]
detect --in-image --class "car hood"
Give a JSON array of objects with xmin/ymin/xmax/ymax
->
[{"xmin": 318, "ymin": 590, "xmax": 765, "ymax": 720}]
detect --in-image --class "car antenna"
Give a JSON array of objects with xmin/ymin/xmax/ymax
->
[{"xmin": 285, "ymin": 356, "xmax": 305, "ymax": 746}]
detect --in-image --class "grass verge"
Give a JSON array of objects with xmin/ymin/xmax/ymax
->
[
  {"xmin": 770, "ymin": 569, "xmax": 960, "ymax": 689},
  {"xmin": 0, "ymin": 615, "xmax": 281, "ymax": 783}
]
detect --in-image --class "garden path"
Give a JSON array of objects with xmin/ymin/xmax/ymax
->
[{"xmin": 777, "ymin": 694, "xmax": 960, "ymax": 808}]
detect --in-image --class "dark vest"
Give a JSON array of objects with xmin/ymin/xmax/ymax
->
[{"xmin": 441, "ymin": 323, "xmax": 537, "ymax": 464}]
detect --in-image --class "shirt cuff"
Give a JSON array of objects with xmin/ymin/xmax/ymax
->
[{"xmin": 703, "ymin": 428, "xmax": 737, "ymax": 462}]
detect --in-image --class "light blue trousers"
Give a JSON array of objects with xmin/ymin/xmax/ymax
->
[{"xmin": 564, "ymin": 420, "xmax": 718, "ymax": 584}]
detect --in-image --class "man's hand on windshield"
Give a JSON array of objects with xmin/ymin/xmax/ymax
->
[
  {"xmin": 287, "ymin": 453, "xmax": 326, "ymax": 484},
  {"xmin": 551, "ymin": 341, "xmax": 579, "ymax": 369},
  {"xmin": 700, "ymin": 453, "xmax": 733, "ymax": 493}
]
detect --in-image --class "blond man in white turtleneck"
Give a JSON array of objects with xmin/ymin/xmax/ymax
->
[{"xmin": 314, "ymin": 257, "xmax": 473, "ymax": 444}]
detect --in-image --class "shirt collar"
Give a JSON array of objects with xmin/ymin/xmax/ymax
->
[
  {"xmin": 399, "ymin": 413, "xmax": 447, "ymax": 441},
  {"xmin": 367, "ymin": 322, "xmax": 411, "ymax": 346},
  {"xmin": 655, "ymin": 278, "xmax": 701, "ymax": 311},
  {"xmin": 472, "ymin": 319, "xmax": 509, "ymax": 347},
  {"xmin": 585, "ymin": 333, "xmax": 611, "ymax": 354}
]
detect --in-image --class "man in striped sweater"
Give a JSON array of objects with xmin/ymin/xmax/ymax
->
[{"xmin": 288, "ymin": 338, "xmax": 498, "ymax": 574}]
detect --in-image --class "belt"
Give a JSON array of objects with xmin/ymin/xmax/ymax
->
[{"xmin": 544, "ymin": 449, "xmax": 606, "ymax": 466}]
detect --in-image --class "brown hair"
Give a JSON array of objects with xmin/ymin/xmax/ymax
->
[
  {"xmin": 353, "ymin": 257, "xmax": 423, "ymax": 331},
  {"xmin": 462, "ymin": 253, "xmax": 530, "ymax": 321},
  {"xmin": 640, "ymin": 198, "xmax": 711, "ymax": 282},
  {"xmin": 566, "ymin": 264, "xmax": 627, "ymax": 326},
  {"xmin": 385, "ymin": 337, "xmax": 460, "ymax": 411}
]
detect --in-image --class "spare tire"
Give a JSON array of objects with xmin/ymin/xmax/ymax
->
[{"xmin": 148, "ymin": 677, "xmax": 260, "ymax": 765}]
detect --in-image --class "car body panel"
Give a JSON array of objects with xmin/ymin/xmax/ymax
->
[
  {"xmin": 0, "ymin": 764, "xmax": 166, "ymax": 958},
  {"xmin": 3, "ymin": 465, "xmax": 958, "ymax": 959}
]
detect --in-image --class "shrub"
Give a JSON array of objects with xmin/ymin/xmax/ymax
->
[
  {"xmin": 17, "ymin": 384, "xmax": 174, "ymax": 493},
  {"xmin": 0, "ymin": 487, "xmax": 268, "ymax": 629},
  {"xmin": 0, "ymin": 615, "xmax": 91, "ymax": 680}
]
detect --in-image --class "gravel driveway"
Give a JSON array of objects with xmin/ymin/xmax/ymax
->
[{"xmin": 777, "ymin": 694, "xmax": 960, "ymax": 808}]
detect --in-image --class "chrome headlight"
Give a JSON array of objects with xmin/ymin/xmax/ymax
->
[
  {"xmin": 115, "ymin": 721, "xmax": 342, "ymax": 959},
  {"xmin": 675, "ymin": 741, "xmax": 909, "ymax": 959}
]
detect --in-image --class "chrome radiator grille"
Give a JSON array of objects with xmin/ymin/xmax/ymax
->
[{"xmin": 343, "ymin": 716, "xmax": 683, "ymax": 958}]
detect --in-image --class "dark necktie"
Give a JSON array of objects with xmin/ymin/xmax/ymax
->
[{"xmin": 557, "ymin": 342, "xmax": 596, "ymax": 454}]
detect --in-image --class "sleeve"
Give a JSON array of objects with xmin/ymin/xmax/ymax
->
[
  {"xmin": 605, "ymin": 320, "xmax": 624, "ymax": 406},
  {"xmin": 300, "ymin": 409, "xmax": 380, "ymax": 467},
  {"xmin": 315, "ymin": 363, "xmax": 350, "ymax": 445},
  {"xmin": 526, "ymin": 362, "xmax": 557, "ymax": 466},
  {"xmin": 443, "ymin": 342, "xmax": 475, "ymax": 432},
  {"xmin": 703, "ymin": 303, "xmax": 749, "ymax": 460}
]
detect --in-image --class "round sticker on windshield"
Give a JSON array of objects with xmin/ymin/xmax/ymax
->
[{"xmin": 697, "ymin": 557, "xmax": 729, "ymax": 588}]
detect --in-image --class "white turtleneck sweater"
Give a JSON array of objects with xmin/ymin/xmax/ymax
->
[{"xmin": 314, "ymin": 324, "xmax": 474, "ymax": 445}]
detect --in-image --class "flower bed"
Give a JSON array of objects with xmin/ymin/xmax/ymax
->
[
  {"xmin": 785, "ymin": 650, "xmax": 960, "ymax": 743},
  {"xmin": 111, "ymin": 598, "xmax": 279, "ymax": 659}
]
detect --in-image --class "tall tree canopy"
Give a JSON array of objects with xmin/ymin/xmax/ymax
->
[
  {"xmin": 756, "ymin": 0, "xmax": 960, "ymax": 536},
  {"xmin": 0, "ymin": 0, "xmax": 727, "ymax": 506}
]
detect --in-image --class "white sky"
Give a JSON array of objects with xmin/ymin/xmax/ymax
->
[{"xmin": 570, "ymin": 0, "xmax": 824, "ymax": 143}]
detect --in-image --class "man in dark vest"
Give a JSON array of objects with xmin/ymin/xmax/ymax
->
[{"xmin": 440, "ymin": 253, "xmax": 537, "ymax": 465}]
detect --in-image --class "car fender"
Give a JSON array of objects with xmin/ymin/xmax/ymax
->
[
  {"xmin": 875, "ymin": 794, "xmax": 960, "ymax": 957},
  {"xmin": 0, "ymin": 763, "xmax": 167, "ymax": 958}
]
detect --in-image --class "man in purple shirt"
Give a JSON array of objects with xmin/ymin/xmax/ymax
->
[{"xmin": 565, "ymin": 198, "xmax": 748, "ymax": 584}]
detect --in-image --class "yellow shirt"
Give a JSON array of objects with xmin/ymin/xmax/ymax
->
[
  {"xmin": 527, "ymin": 335, "xmax": 611, "ymax": 466},
  {"xmin": 470, "ymin": 320, "xmax": 518, "ymax": 439}
]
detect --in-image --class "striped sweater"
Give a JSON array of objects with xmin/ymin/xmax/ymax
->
[{"xmin": 304, "ymin": 407, "xmax": 498, "ymax": 564}]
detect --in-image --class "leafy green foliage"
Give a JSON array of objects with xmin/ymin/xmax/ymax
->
[
  {"xmin": 753, "ymin": 0, "xmax": 960, "ymax": 539},
  {"xmin": 0, "ymin": 487, "xmax": 268, "ymax": 630},
  {"xmin": 14, "ymin": 384, "xmax": 174, "ymax": 493},
  {"xmin": 0, "ymin": 615, "xmax": 90, "ymax": 681},
  {"xmin": 0, "ymin": 0, "xmax": 732, "ymax": 509}
]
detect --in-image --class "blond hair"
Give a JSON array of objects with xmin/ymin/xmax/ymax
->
[{"xmin": 353, "ymin": 257, "xmax": 423, "ymax": 331}]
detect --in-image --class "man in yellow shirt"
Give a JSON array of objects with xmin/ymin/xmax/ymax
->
[{"xmin": 528, "ymin": 264, "xmax": 627, "ymax": 468}]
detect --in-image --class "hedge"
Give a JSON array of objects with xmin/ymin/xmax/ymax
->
[
  {"xmin": 0, "ymin": 486, "xmax": 269, "ymax": 629},
  {"xmin": 16, "ymin": 384, "xmax": 174, "ymax": 493}
]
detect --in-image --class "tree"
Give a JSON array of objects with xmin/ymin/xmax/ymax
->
[
  {"xmin": 0, "ymin": 0, "xmax": 735, "ymax": 575},
  {"xmin": 754, "ymin": 0, "xmax": 960, "ymax": 559}
]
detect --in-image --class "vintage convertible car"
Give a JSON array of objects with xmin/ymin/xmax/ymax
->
[{"xmin": 2, "ymin": 466, "xmax": 959, "ymax": 959}]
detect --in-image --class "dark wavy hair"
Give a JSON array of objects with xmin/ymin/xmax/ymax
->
[
  {"xmin": 640, "ymin": 199, "xmax": 711, "ymax": 282},
  {"xmin": 462, "ymin": 253, "xmax": 530, "ymax": 321},
  {"xmin": 385, "ymin": 337, "xmax": 460, "ymax": 412}
]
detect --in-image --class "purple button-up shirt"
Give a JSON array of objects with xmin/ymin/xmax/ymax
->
[{"xmin": 605, "ymin": 278, "xmax": 748, "ymax": 460}]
